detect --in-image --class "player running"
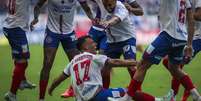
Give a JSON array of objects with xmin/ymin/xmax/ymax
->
[
  {"xmin": 162, "ymin": 0, "xmax": 201, "ymax": 100},
  {"xmin": 124, "ymin": 0, "xmax": 201, "ymax": 101},
  {"xmin": 3, "ymin": 0, "xmax": 36, "ymax": 100},
  {"xmin": 30, "ymin": 0, "xmax": 82, "ymax": 100},
  {"xmin": 48, "ymin": 36, "xmax": 174, "ymax": 101}
]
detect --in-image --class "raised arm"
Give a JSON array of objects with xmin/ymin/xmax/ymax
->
[
  {"xmin": 48, "ymin": 73, "xmax": 69, "ymax": 96},
  {"xmin": 30, "ymin": 0, "xmax": 47, "ymax": 31},
  {"xmin": 124, "ymin": 1, "xmax": 143, "ymax": 16}
]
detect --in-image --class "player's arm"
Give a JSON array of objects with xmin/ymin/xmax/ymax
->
[
  {"xmin": 99, "ymin": 15, "xmax": 121, "ymax": 28},
  {"xmin": 48, "ymin": 73, "xmax": 69, "ymax": 96},
  {"xmin": 184, "ymin": 7, "xmax": 195, "ymax": 61},
  {"xmin": 79, "ymin": 1, "xmax": 94, "ymax": 20},
  {"xmin": 105, "ymin": 59, "xmax": 138, "ymax": 68},
  {"xmin": 30, "ymin": 0, "xmax": 47, "ymax": 31},
  {"xmin": 194, "ymin": 7, "xmax": 201, "ymax": 21},
  {"xmin": 124, "ymin": 1, "xmax": 143, "ymax": 16}
]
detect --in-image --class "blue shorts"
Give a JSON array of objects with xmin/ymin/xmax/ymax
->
[
  {"xmin": 192, "ymin": 39, "xmax": 201, "ymax": 57},
  {"xmin": 3, "ymin": 27, "xmax": 30, "ymax": 60},
  {"xmin": 44, "ymin": 28, "xmax": 77, "ymax": 52},
  {"xmin": 105, "ymin": 38, "xmax": 136, "ymax": 59},
  {"xmin": 143, "ymin": 31, "xmax": 186, "ymax": 65},
  {"xmin": 88, "ymin": 27, "xmax": 108, "ymax": 50},
  {"xmin": 91, "ymin": 88, "xmax": 126, "ymax": 101}
]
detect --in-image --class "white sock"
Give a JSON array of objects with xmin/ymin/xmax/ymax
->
[
  {"xmin": 190, "ymin": 88, "xmax": 200, "ymax": 100},
  {"xmin": 155, "ymin": 98, "xmax": 162, "ymax": 101}
]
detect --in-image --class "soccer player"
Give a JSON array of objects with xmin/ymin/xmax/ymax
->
[
  {"xmin": 61, "ymin": 0, "xmax": 144, "ymax": 98},
  {"xmin": 125, "ymin": 0, "xmax": 201, "ymax": 101},
  {"xmin": 162, "ymin": 0, "xmax": 201, "ymax": 100},
  {"xmin": 30, "ymin": 0, "xmax": 81, "ymax": 100},
  {"xmin": 82, "ymin": 0, "xmax": 138, "ymax": 89},
  {"xmin": 48, "ymin": 36, "xmax": 174, "ymax": 101},
  {"xmin": 3, "ymin": 0, "xmax": 36, "ymax": 100}
]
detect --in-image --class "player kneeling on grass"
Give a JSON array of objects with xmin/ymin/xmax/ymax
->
[{"xmin": 48, "ymin": 36, "xmax": 174, "ymax": 101}]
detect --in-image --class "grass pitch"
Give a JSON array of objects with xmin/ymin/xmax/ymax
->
[{"xmin": 0, "ymin": 45, "xmax": 200, "ymax": 101}]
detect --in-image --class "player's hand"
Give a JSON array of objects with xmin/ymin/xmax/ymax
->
[
  {"xmin": 99, "ymin": 21, "xmax": 110, "ymax": 29},
  {"xmin": 92, "ymin": 18, "xmax": 100, "ymax": 25},
  {"xmin": 48, "ymin": 87, "xmax": 54, "ymax": 96},
  {"xmin": 30, "ymin": 19, "xmax": 38, "ymax": 31},
  {"xmin": 183, "ymin": 45, "xmax": 193, "ymax": 64}
]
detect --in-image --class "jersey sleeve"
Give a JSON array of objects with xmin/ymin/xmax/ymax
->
[
  {"xmin": 93, "ymin": 54, "xmax": 108, "ymax": 68},
  {"xmin": 63, "ymin": 62, "xmax": 71, "ymax": 76},
  {"xmin": 196, "ymin": 0, "xmax": 201, "ymax": 8},
  {"xmin": 114, "ymin": 2, "xmax": 129, "ymax": 21}
]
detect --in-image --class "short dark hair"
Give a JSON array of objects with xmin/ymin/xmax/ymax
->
[{"xmin": 76, "ymin": 35, "xmax": 92, "ymax": 51}]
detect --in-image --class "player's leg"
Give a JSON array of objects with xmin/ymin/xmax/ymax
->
[
  {"xmin": 162, "ymin": 56, "xmax": 183, "ymax": 97},
  {"xmin": 103, "ymin": 44, "xmax": 122, "ymax": 89},
  {"xmin": 3, "ymin": 27, "xmax": 35, "ymax": 100},
  {"xmin": 122, "ymin": 38, "xmax": 137, "ymax": 79},
  {"xmin": 127, "ymin": 31, "xmax": 172, "ymax": 100},
  {"xmin": 181, "ymin": 39, "xmax": 201, "ymax": 101},
  {"xmin": 39, "ymin": 28, "xmax": 60, "ymax": 100},
  {"xmin": 60, "ymin": 31, "xmax": 80, "ymax": 98},
  {"xmin": 167, "ymin": 42, "xmax": 201, "ymax": 101}
]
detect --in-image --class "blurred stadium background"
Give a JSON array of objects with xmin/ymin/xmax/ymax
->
[{"xmin": 0, "ymin": 0, "xmax": 200, "ymax": 101}]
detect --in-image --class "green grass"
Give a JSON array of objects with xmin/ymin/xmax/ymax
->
[{"xmin": 0, "ymin": 45, "xmax": 201, "ymax": 101}]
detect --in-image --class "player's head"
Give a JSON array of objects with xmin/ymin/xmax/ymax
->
[
  {"xmin": 76, "ymin": 35, "xmax": 97, "ymax": 54},
  {"xmin": 103, "ymin": 0, "xmax": 116, "ymax": 13}
]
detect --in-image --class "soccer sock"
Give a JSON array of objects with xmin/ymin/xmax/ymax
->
[
  {"xmin": 171, "ymin": 77, "xmax": 181, "ymax": 96},
  {"xmin": 180, "ymin": 75, "xmax": 195, "ymax": 91},
  {"xmin": 132, "ymin": 91, "xmax": 155, "ymax": 101},
  {"xmin": 127, "ymin": 67, "xmax": 136, "ymax": 79},
  {"xmin": 21, "ymin": 62, "xmax": 28, "ymax": 81},
  {"xmin": 181, "ymin": 89, "xmax": 190, "ymax": 101},
  {"xmin": 39, "ymin": 80, "xmax": 48, "ymax": 99},
  {"xmin": 162, "ymin": 57, "xmax": 169, "ymax": 69},
  {"xmin": 127, "ymin": 79, "xmax": 142, "ymax": 97},
  {"xmin": 180, "ymin": 75, "xmax": 200, "ymax": 100},
  {"xmin": 10, "ymin": 62, "xmax": 27, "ymax": 94}
]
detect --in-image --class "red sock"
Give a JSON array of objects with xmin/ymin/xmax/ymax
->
[
  {"xmin": 127, "ymin": 67, "xmax": 136, "ymax": 79},
  {"xmin": 171, "ymin": 77, "xmax": 181, "ymax": 95},
  {"xmin": 132, "ymin": 91, "xmax": 155, "ymax": 101},
  {"xmin": 39, "ymin": 80, "xmax": 48, "ymax": 99},
  {"xmin": 180, "ymin": 75, "xmax": 195, "ymax": 91},
  {"xmin": 162, "ymin": 57, "xmax": 169, "ymax": 69},
  {"xmin": 171, "ymin": 65, "xmax": 184, "ymax": 96},
  {"xmin": 181, "ymin": 89, "xmax": 190, "ymax": 101},
  {"xmin": 10, "ymin": 62, "xmax": 27, "ymax": 94},
  {"xmin": 127, "ymin": 79, "xmax": 142, "ymax": 97},
  {"xmin": 21, "ymin": 63, "xmax": 28, "ymax": 81}
]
